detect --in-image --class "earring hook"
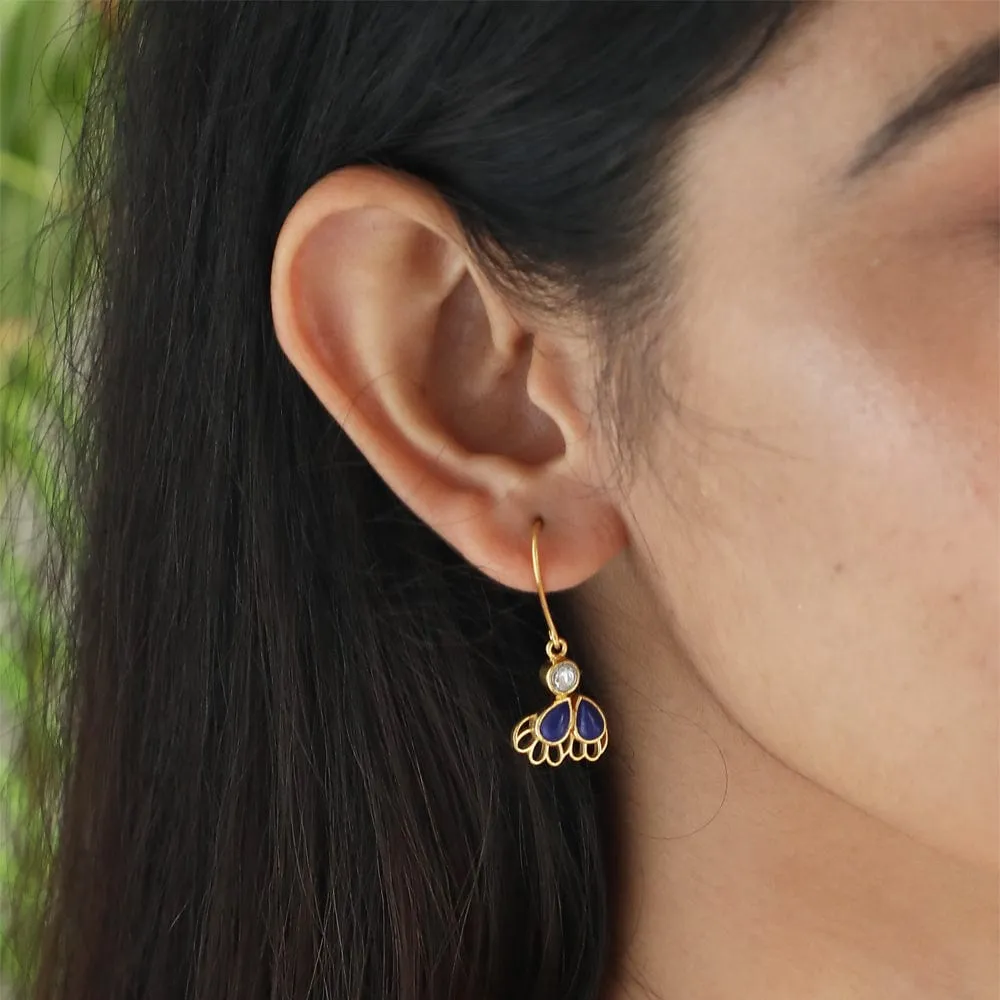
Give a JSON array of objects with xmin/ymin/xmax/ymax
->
[{"xmin": 531, "ymin": 518, "xmax": 568, "ymax": 662}]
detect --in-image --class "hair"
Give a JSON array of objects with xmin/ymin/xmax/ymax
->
[{"xmin": 7, "ymin": 3, "xmax": 806, "ymax": 998}]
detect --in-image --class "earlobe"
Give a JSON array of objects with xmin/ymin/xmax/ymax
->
[{"xmin": 269, "ymin": 165, "xmax": 626, "ymax": 592}]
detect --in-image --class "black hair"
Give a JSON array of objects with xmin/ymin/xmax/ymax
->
[{"xmin": 12, "ymin": 3, "xmax": 804, "ymax": 998}]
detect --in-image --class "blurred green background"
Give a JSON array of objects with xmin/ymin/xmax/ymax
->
[{"xmin": 1, "ymin": 1, "xmax": 106, "ymax": 994}]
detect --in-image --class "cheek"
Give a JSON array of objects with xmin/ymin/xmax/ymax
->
[{"xmin": 632, "ymin": 223, "xmax": 998, "ymax": 870}]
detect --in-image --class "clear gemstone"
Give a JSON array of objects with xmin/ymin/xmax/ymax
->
[{"xmin": 551, "ymin": 662, "xmax": 579, "ymax": 693}]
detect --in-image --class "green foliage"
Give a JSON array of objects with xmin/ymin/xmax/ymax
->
[{"xmin": 1, "ymin": 0, "xmax": 104, "ymax": 992}]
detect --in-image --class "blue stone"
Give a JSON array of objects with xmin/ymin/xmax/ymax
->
[
  {"xmin": 576, "ymin": 699, "xmax": 605, "ymax": 741},
  {"xmin": 538, "ymin": 701, "xmax": 571, "ymax": 742}
]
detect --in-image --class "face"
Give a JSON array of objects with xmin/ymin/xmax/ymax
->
[{"xmin": 613, "ymin": 1, "xmax": 998, "ymax": 868}]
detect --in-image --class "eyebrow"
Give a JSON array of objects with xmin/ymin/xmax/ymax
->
[{"xmin": 844, "ymin": 32, "xmax": 999, "ymax": 180}]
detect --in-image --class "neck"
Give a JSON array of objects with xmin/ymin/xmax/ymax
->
[{"xmin": 574, "ymin": 555, "xmax": 999, "ymax": 1000}]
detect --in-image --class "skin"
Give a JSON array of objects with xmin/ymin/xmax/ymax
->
[{"xmin": 269, "ymin": 3, "xmax": 999, "ymax": 998}]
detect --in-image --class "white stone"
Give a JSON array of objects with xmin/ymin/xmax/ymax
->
[{"xmin": 551, "ymin": 661, "xmax": 579, "ymax": 693}]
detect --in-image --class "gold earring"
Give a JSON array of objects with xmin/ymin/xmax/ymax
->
[{"xmin": 510, "ymin": 518, "xmax": 609, "ymax": 766}]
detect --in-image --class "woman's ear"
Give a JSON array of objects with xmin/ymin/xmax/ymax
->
[{"xmin": 269, "ymin": 164, "xmax": 625, "ymax": 591}]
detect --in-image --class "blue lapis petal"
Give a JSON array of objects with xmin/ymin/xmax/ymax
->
[
  {"xmin": 538, "ymin": 700, "xmax": 571, "ymax": 742},
  {"xmin": 575, "ymin": 698, "xmax": 605, "ymax": 741}
]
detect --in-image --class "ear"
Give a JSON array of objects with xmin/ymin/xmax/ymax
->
[{"xmin": 269, "ymin": 165, "xmax": 625, "ymax": 592}]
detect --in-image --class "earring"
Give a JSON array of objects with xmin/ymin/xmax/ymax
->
[{"xmin": 510, "ymin": 518, "xmax": 609, "ymax": 766}]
